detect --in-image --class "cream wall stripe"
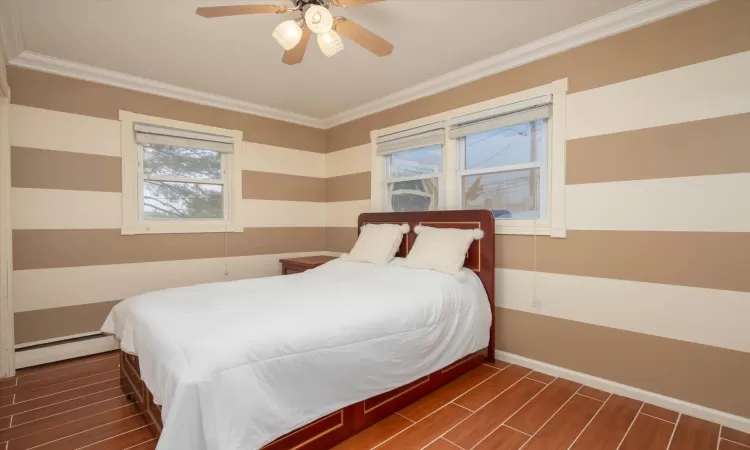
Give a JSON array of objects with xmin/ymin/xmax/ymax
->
[
  {"xmin": 495, "ymin": 268, "xmax": 750, "ymax": 354},
  {"xmin": 325, "ymin": 144, "xmax": 372, "ymax": 178},
  {"xmin": 567, "ymin": 50, "xmax": 750, "ymax": 140},
  {"xmin": 241, "ymin": 142, "xmax": 325, "ymax": 178},
  {"xmin": 241, "ymin": 200, "xmax": 326, "ymax": 228},
  {"xmin": 11, "ymin": 188, "xmax": 122, "ymax": 230},
  {"xmin": 13, "ymin": 251, "xmax": 334, "ymax": 312},
  {"xmin": 9, "ymin": 105, "xmax": 121, "ymax": 157},
  {"xmin": 325, "ymin": 200, "xmax": 371, "ymax": 228},
  {"xmin": 566, "ymin": 173, "xmax": 750, "ymax": 232}
]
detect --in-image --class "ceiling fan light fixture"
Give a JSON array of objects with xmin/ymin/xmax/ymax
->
[
  {"xmin": 317, "ymin": 29, "xmax": 344, "ymax": 57},
  {"xmin": 272, "ymin": 19, "xmax": 303, "ymax": 51},
  {"xmin": 304, "ymin": 4, "xmax": 333, "ymax": 34}
]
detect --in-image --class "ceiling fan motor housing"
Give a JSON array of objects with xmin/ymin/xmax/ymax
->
[{"xmin": 296, "ymin": 0, "xmax": 331, "ymax": 11}]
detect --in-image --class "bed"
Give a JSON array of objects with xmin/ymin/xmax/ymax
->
[{"xmin": 105, "ymin": 210, "xmax": 496, "ymax": 450}]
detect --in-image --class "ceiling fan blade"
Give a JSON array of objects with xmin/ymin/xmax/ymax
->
[
  {"xmin": 282, "ymin": 27, "xmax": 312, "ymax": 65},
  {"xmin": 331, "ymin": 0, "xmax": 384, "ymax": 7},
  {"xmin": 196, "ymin": 4, "xmax": 287, "ymax": 18},
  {"xmin": 333, "ymin": 17, "xmax": 393, "ymax": 57}
]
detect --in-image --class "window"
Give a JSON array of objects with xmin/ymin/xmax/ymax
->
[
  {"xmin": 371, "ymin": 80, "xmax": 567, "ymax": 237},
  {"xmin": 386, "ymin": 145, "xmax": 443, "ymax": 212},
  {"xmin": 120, "ymin": 112, "xmax": 243, "ymax": 234},
  {"xmin": 453, "ymin": 102, "xmax": 550, "ymax": 220},
  {"xmin": 376, "ymin": 124, "xmax": 445, "ymax": 212}
]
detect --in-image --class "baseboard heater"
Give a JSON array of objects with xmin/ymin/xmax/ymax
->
[{"xmin": 14, "ymin": 333, "xmax": 118, "ymax": 369}]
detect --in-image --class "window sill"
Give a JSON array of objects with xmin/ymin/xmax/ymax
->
[
  {"xmin": 121, "ymin": 222, "xmax": 244, "ymax": 235},
  {"xmin": 494, "ymin": 219, "xmax": 565, "ymax": 237}
]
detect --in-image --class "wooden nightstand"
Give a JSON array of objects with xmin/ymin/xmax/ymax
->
[{"xmin": 279, "ymin": 255, "xmax": 337, "ymax": 275}]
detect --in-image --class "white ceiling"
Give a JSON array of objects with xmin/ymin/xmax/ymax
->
[{"xmin": 15, "ymin": 0, "xmax": 636, "ymax": 120}]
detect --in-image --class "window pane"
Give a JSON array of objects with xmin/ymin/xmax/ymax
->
[
  {"xmin": 143, "ymin": 181, "xmax": 223, "ymax": 219},
  {"xmin": 462, "ymin": 169, "xmax": 541, "ymax": 219},
  {"xmin": 388, "ymin": 178, "xmax": 439, "ymax": 212},
  {"xmin": 143, "ymin": 144, "xmax": 222, "ymax": 180},
  {"xmin": 464, "ymin": 119, "xmax": 546, "ymax": 170},
  {"xmin": 388, "ymin": 145, "xmax": 442, "ymax": 178}
]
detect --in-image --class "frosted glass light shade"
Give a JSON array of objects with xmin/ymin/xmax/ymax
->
[
  {"xmin": 273, "ymin": 20, "xmax": 303, "ymax": 51},
  {"xmin": 317, "ymin": 30, "xmax": 344, "ymax": 57},
  {"xmin": 304, "ymin": 5, "xmax": 333, "ymax": 34}
]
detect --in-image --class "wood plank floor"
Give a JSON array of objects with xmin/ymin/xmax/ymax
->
[{"xmin": 2, "ymin": 352, "xmax": 748, "ymax": 450}]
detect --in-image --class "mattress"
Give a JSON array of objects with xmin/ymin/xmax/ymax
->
[{"xmin": 101, "ymin": 258, "xmax": 491, "ymax": 450}]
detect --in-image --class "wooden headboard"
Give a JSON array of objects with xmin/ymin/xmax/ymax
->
[{"xmin": 358, "ymin": 210, "xmax": 496, "ymax": 361}]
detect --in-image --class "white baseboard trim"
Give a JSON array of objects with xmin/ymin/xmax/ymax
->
[
  {"xmin": 15, "ymin": 335, "xmax": 118, "ymax": 369},
  {"xmin": 14, "ymin": 331, "xmax": 103, "ymax": 350},
  {"xmin": 495, "ymin": 350, "xmax": 750, "ymax": 433}
]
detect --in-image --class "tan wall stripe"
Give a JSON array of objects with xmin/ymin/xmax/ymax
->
[
  {"xmin": 497, "ymin": 231, "xmax": 750, "ymax": 293},
  {"xmin": 567, "ymin": 113, "xmax": 750, "ymax": 185},
  {"xmin": 242, "ymin": 171, "xmax": 325, "ymax": 202},
  {"xmin": 495, "ymin": 307, "xmax": 750, "ymax": 418},
  {"xmin": 325, "ymin": 227, "xmax": 358, "ymax": 253},
  {"xmin": 328, "ymin": 229, "xmax": 750, "ymax": 292},
  {"xmin": 326, "ymin": 172, "xmax": 371, "ymax": 203},
  {"xmin": 7, "ymin": 66, "xmax": 327, "ymax": 154},
  {"xmin": 14, "ymin": 301, "xmax": 121, "ymax": 344},
  {"xmin": 494, "ymin": 235, "xmax": 537, "ymax": 272},
  {"xmin": 324, "ymin": 228, "xmax": 750, "ymax": 293},
  {"xmin": 13, "ymin": 228, "xmax": 326, "ymax": 270},
  {"xmin": 325, "ymin": 0, "xmax": 750, "ymax": 152},
  {"xmin": 11, "ymin": 147, "xmax": 121, "ymax": 192},
  {"xmin": 327, "ymin": 228, "xmax": 750, "ymax": 292}
]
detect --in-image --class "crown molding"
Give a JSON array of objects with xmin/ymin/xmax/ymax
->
[
  {"xmin": 4, "ymin": 0, "xmax": 712, "ymax": 131},
  {"xmin": 321, "ymin": 0, "xmax": 714, "ymax": 128},
  {"xmin": 9, "ymin": 51, "xmax": 328, "ymax": 129}
]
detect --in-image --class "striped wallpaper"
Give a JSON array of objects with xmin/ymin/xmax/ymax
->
[
  {"xmin": 320, "ymin": 0, "xmax": 750, "ymax": 420},
  {"xmin": 6, "ymin": 0, "xmax": 750, "ymax": 422},
  {"xmin": 7, "ymin": 71, "xmax": 333, "ymax": 346}
]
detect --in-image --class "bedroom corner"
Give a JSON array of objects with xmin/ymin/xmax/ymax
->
[{"xmin": 0, "ymin": 29, "xmax": 14, "ymax": 379}]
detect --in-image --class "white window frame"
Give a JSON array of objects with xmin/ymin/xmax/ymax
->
[
  {"xmin": 371, "ymin": 79, "xmax": 567, "ymax": 237},
  {"xmin": 383, "ymin": 147, "xmax": 444, "ymax": 212},
  {"xmin": 120, "ymin": 111, "xmax": 244, "ymax": 235}
]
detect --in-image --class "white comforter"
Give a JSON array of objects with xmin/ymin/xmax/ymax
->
[{"xmin": 101, "ymin": 258, "xmax": 491, "ymax": 450}]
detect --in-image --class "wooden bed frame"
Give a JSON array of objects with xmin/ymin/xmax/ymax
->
[{"xmin": 120, "ymin": 210, "xmax": 496, "ymax": 449}]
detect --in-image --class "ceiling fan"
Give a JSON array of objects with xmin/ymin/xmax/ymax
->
[{"xmin": 196, "ymin": 0, "xmax": 394, "ymax": 65}]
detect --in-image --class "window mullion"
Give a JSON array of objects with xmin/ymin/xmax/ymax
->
[
  {"xmin": 459, "ymin": 161, "xmax": 540, "ymax": 177},
  {"xmin": 385, "ymin": 173, "xmax": 439, "ymax": 183},
  {"xmin": 137, "ymin": 144, "xmax": 145, "ymax": 222},
  {"xmin": 144, "ymin": 175, "xmax": 225, "ymax": 185}
]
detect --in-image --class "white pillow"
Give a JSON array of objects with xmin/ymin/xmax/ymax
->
[
  {"xmin": 341, "ymin": 223, "xmax": 409, "ymax": 265},
  {"xmin": 404, "ymin": 225, "xmax": 484, "ymax": 280}
]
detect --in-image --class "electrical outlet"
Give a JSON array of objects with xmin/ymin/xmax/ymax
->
[{"xmin": 531, "ymin": 298, "xmax": 541, "ymax": 312}]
